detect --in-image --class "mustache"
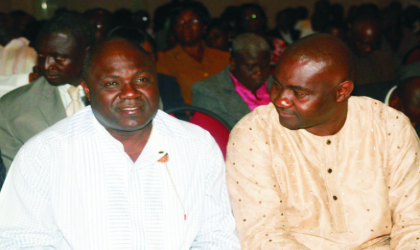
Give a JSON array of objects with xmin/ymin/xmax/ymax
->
[
  {"xmin": 115, "ymin": 100, "xmax": 146, "ymax": 109},
  {"xmin": 273, "ymin": 104, "xmax": 296, "ymax": 116}
]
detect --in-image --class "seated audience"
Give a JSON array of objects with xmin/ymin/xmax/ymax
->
[
  {"xmin": 293, "ymin": 6, "xmax": 314, "ymax": 38},
  {"xmin": 193, "ymin": 33, "xmax": 271, "ymax": 128},
  {"xmin": 108, "ymin": 26, "xmax": 185, "ymax": 111},
  {"xmin": 380, "ymin": 6, "xmax": 418, "ymax": 67},
  {"xmin": 0, "ymin": 12, "xmax": 94, "ymax": 170},
  {"xmin": 348, "ymin": 15, "xmax": 396, "ymax": 85},
  {"xmin": 83, "ymin": 8, "xmax": 115, "ymax": 43},
  {"xmin": 236, "ymin": 3, "xmax": 287, "ymax": 71},
  {"xmin": 0, "ymin": 37, "xmax": 241, "ymax": 249},
  {"xmin": 323, "ymin": 21, "xmax": 347, "ymax": 41},
  {"xmin": 156, "ymin": 2, "xmax": 230, "ymax": 105},
  {"xmin": 205, "ymin": 18, "xmax": 230, "ymax": 51},
  {"xmin": 227, "ymin": 34, "xmax": 420, "ymax": 249},
  {"xmin": 268, "ymin": 8, "xmax": 300, "ymax": 45},
  {"xmin": 0, "ymin": 26, "xmax": 36, "ymax": 75}
]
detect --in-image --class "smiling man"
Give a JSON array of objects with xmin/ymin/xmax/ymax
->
[
  {"xmin": 226, "ymin": 34, "xmax": 420, "ymax": 249},
  {"xmin": 0, "ymin": 37, "xmax": 240, "ymax": 249},
  {"xmin": 0, "ymin": 12, "xmax": 94, "ymax": 170}
]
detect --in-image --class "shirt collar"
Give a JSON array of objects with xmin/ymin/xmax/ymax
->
[{"xmin": 92, "ymin": 113, "xmax": 167, "ymax": 169}]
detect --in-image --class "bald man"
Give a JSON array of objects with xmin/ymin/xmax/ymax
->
[{"xmin": 227, "ymin": 34, "xmax": 420, "ymax": 249}]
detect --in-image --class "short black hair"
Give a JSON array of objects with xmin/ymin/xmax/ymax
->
[
  {"xmin": 170, "ymin": 2, "xmax": 211, "ymax": 28},
  {"xmin": 82, "ymin": 37, "xmax": 152, "ymax": 83},
  {"xmin": 108, "ymin": 25, "xmax": 157, "ymax": 54},
  {"xmin": 36, "ymin": 12, "xmax": 95, "ymax": 51}
]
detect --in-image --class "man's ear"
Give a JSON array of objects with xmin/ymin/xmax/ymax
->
[
  {"xmin": 230, "ymin": 57, "xmax": 236, "ymax": 71},
  {"xmin": 336, "ymin": 80, "xmax": 354, "ymax": 102},
  {"xmin": 81, "ymin": 79, "xmax": 91, "ymax": 101}
]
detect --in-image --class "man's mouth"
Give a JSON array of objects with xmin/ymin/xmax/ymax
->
[
  {"xmin": 120, "ymin": 107, "xmax": 141, "ymax": 111},
  {"xmin": 278, "ymin": 109, "xmax": 295, "ymax": 118}
]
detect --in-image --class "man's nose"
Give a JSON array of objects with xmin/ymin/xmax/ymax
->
[
  {"xmin": 119, "ymin": 83, "xmax": 142, "ymax": 99},
  {"xmin": 272, "ymin": 88, "xmax": 293, "ymax": 109},
  {"xmin": 44, "ymin": 56, "xmax": 55, "ymax": 70}
]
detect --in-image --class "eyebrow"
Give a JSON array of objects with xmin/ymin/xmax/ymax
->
[
  {"xmin": 100, "ymin": 70, "xmax": 149, "ymax": 80},
  {"xmin": 272, "ymin": 74, "xmax": 312, "ymax": 92}
]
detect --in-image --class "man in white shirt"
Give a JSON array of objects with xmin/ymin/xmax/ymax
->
[
  {"xmin": 0, "ymin": 37, "xmax": 241, "ymax": 249},
  {"xmin": 0, "ymin": 12, "xmax": 94, "ymax": 170}
]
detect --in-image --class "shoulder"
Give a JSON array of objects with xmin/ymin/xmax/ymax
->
[
  {"xmin": 153, "ymin": 109, "xmax": 214, "ymax": 143},
  {"xmin": 0, "ymin": 77, "xmax": 52, "ymax": 113},
  {"xmin": 21, "ymin": 106, "xmax": 93, "ymax": 145},
  {"xmin": 349, "ymin": 96, "xmax": 411, "ymax": 131},
  {"xmin": 193, "ymin": 68, "xmax": 229, "ymax": 91},
  {"xmin": 1, "ymin": 77, "xmax": 47, "ymax": 101},
  {"xmin": 205, "ymin": 46, "xmax": 230, "ymax": 60},
  {"xmin": 231, "ymin": 103, "xmax": 277, "ymax": 136}
]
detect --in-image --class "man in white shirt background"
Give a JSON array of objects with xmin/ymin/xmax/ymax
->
[
  {"xmin": 0, "ymin": 37, "xmax": 241, "ymax": 249},
  {"xmin": 0, "ymin": 12, "xmax": 94, "ymax": 170}
]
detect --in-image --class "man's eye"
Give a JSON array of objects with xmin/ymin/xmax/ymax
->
[
  {"xmin": 295, "ymin": 91, "xmax": 306, "ymax": 98},
  {"xmin": 136, "ymin": 78, "xmax": 148, "ymax": 83},
  {"xmin": 105, "ymin": 82, "xmax": 118, "ymax": 86}
]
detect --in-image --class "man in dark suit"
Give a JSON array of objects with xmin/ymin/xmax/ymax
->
[
  {"xmin": 0, "ymin": 13, "xmax": 95, "ymax": 170},
  {"xmin": 192, "ymin": 33, "xmax": 272, "ymax": 128}
]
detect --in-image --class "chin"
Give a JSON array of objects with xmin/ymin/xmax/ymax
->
[{"xmin": 279, "ymin": 118, "xmax": 301, "ymax": 131}]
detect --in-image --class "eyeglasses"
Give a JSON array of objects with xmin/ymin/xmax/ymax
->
[{"xmin": 175, "ymin": 19, "xmax": 200, "ymax": 26}]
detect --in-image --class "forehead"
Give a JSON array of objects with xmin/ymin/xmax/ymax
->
[
  {"xmin": 90, "ymin": 45, "xmax": 154, "ymax": 76},
  {"xmin": 242, "ymin": 8, "xmax": 261, "ymax": 17},
  {"xmin": 276, "ymin": 56, "xmax": 329, "ymax": 85},
  {"xmin": 177, "ymin": 9, "xmax": 199, "ymax": 19},
  {"xmin": 237, "ymin": 49, "xmax": 270, "ymax": 63},
  {"xmin": 36, "ymin": 32, "xmax": 78, "ymax": 54}
]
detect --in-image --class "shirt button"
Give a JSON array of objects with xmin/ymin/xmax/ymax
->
[
  {"xmin": 333, "ymin": 196, "xmax": 338, "ymax": 200},
  {"xmin": 326, "ymin": 139, "xmax": 331, "ymax": 145},
  {"xmin": 203, "ymin": 72, "xmax": 209, "ymax": 77},
  {"xmin": 328, "ymin": 168, "xmax": 332, "ymax": 173}
]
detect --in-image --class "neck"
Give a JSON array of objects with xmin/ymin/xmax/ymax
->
[
  {"xmin": 69, "ymin": 77, "xmax": 81, "ymax": 87},
  {"xmin": 305, "ymin": 101, "xmax": 348, "ymax": 136},
  {"xmin": 107, "ymin": 123, "xmax": 153, "ymax": 162},
  {"xmin": 181, "ymin": 42, "xmax": 204, "ymax": 62}
]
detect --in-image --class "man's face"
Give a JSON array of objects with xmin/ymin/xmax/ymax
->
[
  {"xmin": 36, "ymin": 32, "xmax": 84, "ymax": 86},
  {"xmin": 270, "ymin": 56, "xmax": 339, "ymax": 131},
  {"xmin": 348, "ymin": 21, "xmax": 380, "ymax": 57},
  {"xmin": 240, "ymin": 8, "xmax": 264, "ymax": 33},
  {"xmin": 85, "ymin": 11, "xmax": 111, "ymax": 43},
  {"xmin": 174, "ymin": 9, "xmax": 205, "ymax": 46},
  {"xmin": 82, "ymin": 44, "xmax": 159, "ymax": 133},
  {"xmin": 231, "ymin": 50, "xmax": 271, "ymax": 91},
  {"xmin": 205, "ymin": 28, "xmax": 229, "ymax": 51}
]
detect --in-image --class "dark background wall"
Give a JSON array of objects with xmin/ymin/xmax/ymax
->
[{"xmin": 2, "ymin": 0, "xmax": 419, "ymax": 28}]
